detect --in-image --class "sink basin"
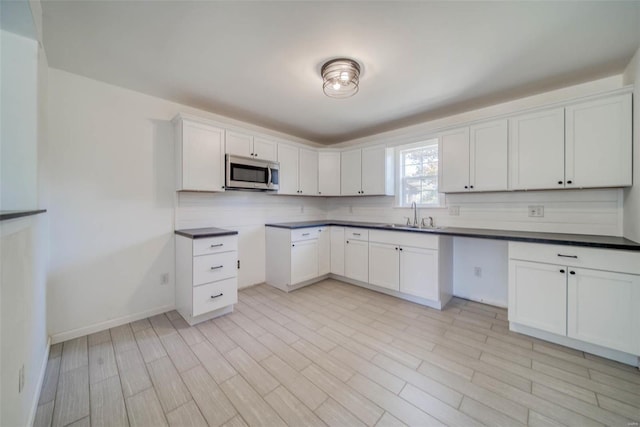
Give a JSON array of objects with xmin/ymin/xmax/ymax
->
[{"xmin": 376, "ymin": 223, "xmax": 444, "ymax": 231}]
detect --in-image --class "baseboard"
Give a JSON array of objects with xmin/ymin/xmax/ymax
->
[
  {"xmin": 27, "ymin": 337, "xmax": 51, "ymax": 427},
  {"xmin": 452, "ymin": 292, "xmax": 507, "ymax": 309},
  {"xmin": 50, "ymin": 304, "xmax": 175, "ymax": 344}
]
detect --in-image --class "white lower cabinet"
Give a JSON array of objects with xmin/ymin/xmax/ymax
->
[
  {"xmin": 176, "ymin": 233, "xmax": 238, "ymax": 325},
  {"xmin": 330, "ymin": 227, "xmax": 345, "ymax": 275},
  {"xmin": 369, "ymin": 242, "xmax": 400, "ymax": 290},
  {"xmin": 508, "ymin": 242, "xmax": 640, "ymax": 359},
  {"xmin": 266, "ymin": 226, "xmax": 330, "ymax": 291},
  {"xmin": 318, "ymin": 227, "xmax": 331, "ymax": 276},
  {"xmin": 399, "ymin": 246, "xmax": 439, "ymax": 301},
  {"xmin": 345, "ymin": 238, "xmax": 369, "ymax": 283},
  {"xmin": 508, "ymin": 260, "xmax": 567, "ymax": 336}
]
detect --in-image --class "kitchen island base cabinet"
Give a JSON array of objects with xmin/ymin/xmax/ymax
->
[
  {"xmin": 175, "ymin": 234, "xmax": 238, "ymax": 326},
  {"xmin": 508, "ymin": 242, "xmax": 640, "ymax": 366}
]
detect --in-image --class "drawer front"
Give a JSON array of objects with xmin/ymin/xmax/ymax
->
[
  {"xmin": 291, "ymin": 228, "xmax": 319, "ymax": 242},
  {"xmin": 509, "ymin": 242, "xmax": 640, "ymax": 275},
  {"xmin": 192, "ymin": 278, "xmax": 237, "ymax": 316},
  {"xmin": 345, "ymin": 228, "xmax": 369, "ymax": 241},
  {"xmin": 369, "ymin": 230, "xmax": 439, "ymax": 249},
  {"xmin": 193, "ymin": 251, "xmax": 237, "ymax": 286},
  {"xmin": 193, "ymin": 235, "xmax": 238, "ymax": 256}
]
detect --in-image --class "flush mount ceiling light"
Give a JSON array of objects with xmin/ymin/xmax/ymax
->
[{"xmin": 321, "ymin": 58, "xmax": 361, "ymax": 98}]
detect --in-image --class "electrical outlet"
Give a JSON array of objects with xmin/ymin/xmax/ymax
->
[
  {"xmin": 474, "ymin": 267, "xmax": 482, "ymax": 278},
  {"xmin": 160, "ymin": 273, "xmax": 169, "ymax": 285},
  {"xmin": 528, "ymin": 205, "xmax": 544, "ymax": 217},
  {"xmin": 449, "ymin": 206, "xmax": 460, "ymax": 216}
]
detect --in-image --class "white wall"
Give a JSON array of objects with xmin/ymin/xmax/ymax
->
[
  {"xmin": 0, "ymin": 30, "xmax": 38, "ymax": 210},
  {"xmin": 623, "ymin": 47, "xmax": 640, "ymax": 243},
  {"xmin": 46, "ymin": 68, "xmax": 320, "ymax": 342}
]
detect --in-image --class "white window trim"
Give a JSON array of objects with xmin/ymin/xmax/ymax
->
[{"xmin": 393, "ymin": 138, "xmax": 446, "ymax": 208}]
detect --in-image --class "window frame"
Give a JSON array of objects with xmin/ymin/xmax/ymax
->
[{"xmin": 394, "ymin": 138, "xmax": 445, "ymax": 208}]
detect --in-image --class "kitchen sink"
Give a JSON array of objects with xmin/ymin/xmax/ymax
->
[{"xmin": 376, "ymin": 223, "xmax": 445, "ymax": 231}]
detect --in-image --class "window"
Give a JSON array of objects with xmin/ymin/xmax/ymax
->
[{"xmin": 396, "ymin": 138, "xmax": 442, "ymax": 207}]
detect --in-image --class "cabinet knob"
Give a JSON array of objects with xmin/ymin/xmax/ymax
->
[
  {"xmin": 567, "ymin": 180, "xmax": 573, "ymax": 184},
  {"xmin": 470, "ymin": 185, "xmax": 474, "ymax": 189},
  {"xmin": 254, "ymin": 154, "xmax": 258, "ymax": 157},
  {"xmin": 464, "ymin": 186, "xmax": 468, "ymax": 189},
  {"xmin": 569, "ymin": 271, "xmax": 576, "ymax": 275},
  {"xmin": 346, "ymin": 240, "xmax": 349, "ymax": 244},
  {"xmin": 399, "ymin": 247, "xmax": 403, "ymax": 251},
  {"xmin": 318, "ymin": 192, "xmax": 321, "ymax": 195},
  {"xmin": 395, "ymin": 247, "xmax": 398, "ymax": 250},
  {"xmin": 292, "ymin": 244, "xmax": 295, "ymax": 247},
  {"xmin": 222, "ymin": 186, "xmax": 225, "ymax": 189},
  {"xmin": 558, "ymin": 181, "xmax": 563, "ymax": 185},
  {"xmin": 559, "ymin": 269, "xmax": 565, "ymax": 273}
]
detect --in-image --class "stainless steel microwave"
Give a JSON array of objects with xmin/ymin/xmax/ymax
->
[{"xmin": 225, "ymin": 154, "xmax": 279, "ymax": 191}]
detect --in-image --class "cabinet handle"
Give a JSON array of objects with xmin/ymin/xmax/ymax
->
[
  {"xmin": 221, "ymin": 185, "xmax": 225, "ymax": 189},
  {"xmin": 302, "ymin": 233, "xmax": 310, "ymax": 236},
  {"xmin": 557, "ymin": 254, "xmax": 578, "ymax": 259},
  {"xmin": 318, "ymin": 192, "xmax": 321, "ymax": 194},
  {"xmin": 210, "ymin": 265, "xmax": 223, "ymax": 270},
  {"xmin": 353, "ymin": 233, "xmax": 361, "ymax": 236},
  {"xmin": 470, "ymin": 185, "xmax": 474, "ymax": 189},
  {"xmin": 254, "ymin": 154, "xmax": 258, "ymax": 157},
  {"xmin": 559, "ymin": 269, "xmax": 565, "ymax": 273},
  {"xmin": 346, "ymin": 240, "xmax": 349, "ymax": 244},
  {"xmin": 210, "ymin": 243, "xmax": 224, "ymax": 248},
  {"xmin": 464, "ymin": 186, "xmax": 468, "ymax": 189},
  {"xmin": 210, "ymin": 293, "xmax": 224, "ymax": 299},
  {"xmin": 567, "ymin": 180, "xmax": 573, "ymax": 184},
  {"xmin": 399, "ymin": 247, "xmax": 403, "ymax": 251},
  {"xmin": 558, "ymin": 180, "xmax": 563, "ymax": 185},
  {"xmin": 569, "ymin": 271, "xmax": 576, "ymax": 275},
  {"xmin": 395, "ymin": 247, "xmax": 398, "ymax": 250},
  {"xmin": 292, "ymin": 244, "xmax": 295, "ymax": 247}
]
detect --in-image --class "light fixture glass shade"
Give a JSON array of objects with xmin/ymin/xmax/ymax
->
[{"xmin": 321, "ymin": 58, "xmax": 360, "ymax": 98}]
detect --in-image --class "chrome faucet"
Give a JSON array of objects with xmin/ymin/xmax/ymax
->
[{"xmin": 411, "ymin": 201, "xmax": 418, "ymax": 228}]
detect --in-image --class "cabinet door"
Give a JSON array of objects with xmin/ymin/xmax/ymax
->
[
  {"xmin": 567, "ymin": 268, "xmax": 640, "ymax": 355},
  {"xmin": 253, "ymin": 137, "xmax": 277, "ymax": 161},
  {"xmin": 277, "ymin": 144, "xmax": 299, "ymax": 195},
  {"xmin": 318, "ymin": 152, "xmax": 341, "ymax": 196},
  {"xmin": 470, "ymin": 120, "xmax": 508, "ymax": 192},
  {"xmin": 369, "ymin": 242, "xmax": 400, "ymax": 291},
  {"xmin": 344, "ymin": 239, "xmax": 368, "ymax": 282},
  {"xmin": 438, "ymin": 128, "xmax": 470, "ymax": 193},
  {"xmin": 565, "ymin": 94, "xmax": 632, "ymax": 189},
  {"xmin": 400, "ymin": 246, "xmax": 439, "ymax": 301},
  {"xmin": 361, "ymin": 145, "xmax": 386, "ymax": 195},
  {"xmin": 508, "ymin": 260, "xmax": 567, "ymax": 336},
  {"xmin": 318, "ymin": 227, "xmax": 331, "ymax": 276},
  {"xmin": 341, "ymin": 149, "xmax": 362, "ymax": 195},
  {"xmin": 225, "ymin": 130, "xmax": 253, "ymax": 158},
  {"xmin": 291, "ymin": 239, "xmax": 319, "ymax": 285},
  {"xmin": 182, "ymin": 121, "xmax": 225, "ymax": 191},
  {"xmin": 298, "ymin": 148, "xmax": 319, "ymax": 196},
  {"xmin": 509, "ymin": 108, "xmax": 565, "ymax": 190},
  {"xmin": 330, "ymin": 227, "xmax": 345, "ymax": 275}
]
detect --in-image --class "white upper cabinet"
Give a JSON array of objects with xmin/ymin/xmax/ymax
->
[
  {"xmin": 341, "ymin": 148, "xmax": 362, "ymax": 196},
  {"xmin": 225, "ymin": 131, "xmax": 253, "ymax": 158},
  {"xmin": 470, "ymin": 119, "xmax": 508, "ymax": 192},
  {"xmin": 318, "ymin": 152, "xmax": 341, "ymax": 196},
  {"xmin": 253, "ymin": 137, "xmax": 278, "ymax": 161},
  {"xmin": 565, "ymin": 93, "xmax": 632, "ymax": 189},
  {"xmin": 277, "ymin": 144, "xmax": 299, "ymax": 195},
  {"xmin": 341, "ymin": 146, "xmax": 393, "ymax": 196},
  {"xmin": 439, "ymin": 128, "xmax": 470, "ymax": 193},
  {"xmin": 225, "ymin": 130, "xmax": 277, "ymax": 161},
  {"xmin": 299, "ymin": 148, "xmax": 319, "ymax": 195},
  {"xmin": 175, "ymin": 118, "xmax": 225, "ymax": 192},
  {"xmin": 509, "ymin": 108, "xmax": 565, "ymax": 190},
  {"xmin": 277, "ymin": 144, "xmax": 318, "ymax": 195}
]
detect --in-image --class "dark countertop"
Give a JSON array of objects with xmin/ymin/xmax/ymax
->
[
  {"xmin": 265, "ymin": 220, "xmax": 640, "ymax": 251},
  {"xmin": 0, "ymin": 209, "xmax": 47, "ymax": 222},
  {"xmin": 175, "ymin": 227, "xmax": 238, "ymax": 239}
]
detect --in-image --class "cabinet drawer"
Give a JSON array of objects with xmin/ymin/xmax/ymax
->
[
  {"xmin": 193, "ymin": 251, "xmax": 237, "ymax": 286},
  {"xmin": 509, "ymin": 242, "xmax": 640, "ymax": 275},
  {"xmin": 345, "ymin": 228, "xmax": 368, "ymax": 241},
  {"xmin": 192, "ymin": 278, "xmax": 237, "ymax": 316},
  {"xmin": 291, "ymin": 228, "xmax": 319, "ymax": 242},
  {"xmin": 193, "ymin": 235, "xmax": 238, "ymax": 256}
]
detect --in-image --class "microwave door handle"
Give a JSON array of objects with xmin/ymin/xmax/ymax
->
[{"xmin": 267, "ymin": 167, "xmax": 272, "ymax": 186}]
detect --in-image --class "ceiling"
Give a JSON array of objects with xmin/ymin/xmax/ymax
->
[{"xmin": 41, "ymin": 1, "xmax": 640, "ymax": 144}]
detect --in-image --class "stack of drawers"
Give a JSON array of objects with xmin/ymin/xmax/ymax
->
[{"xmin": 175, "ymin": 232, "xmax": 238, "ymax": 325}]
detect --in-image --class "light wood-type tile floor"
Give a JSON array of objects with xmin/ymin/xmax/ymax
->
[{"xmin": 35, "ymin": 279, "xmax": 640, "ymax": 427}]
